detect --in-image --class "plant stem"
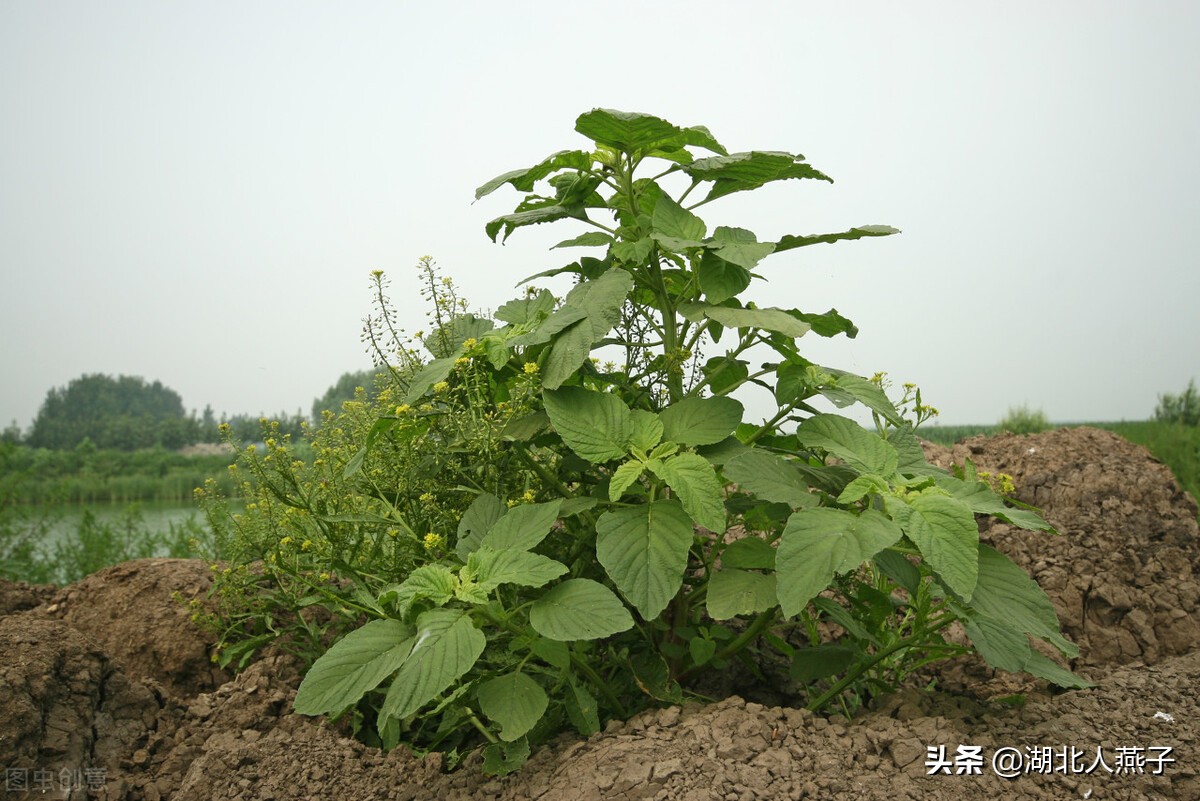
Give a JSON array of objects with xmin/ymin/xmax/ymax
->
[
  {"xmin": 806, "ymin": 616, "xmax": 957, "ymax": 712},
  {"xmin": 676, "ymin": 608, "xmax": 775, "ymax": 682}
]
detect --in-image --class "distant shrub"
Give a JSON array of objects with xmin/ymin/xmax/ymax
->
[
  {"xmin": 1155, "ymin": 379, "xmax": 1200, "ymax": 426},
  {"xmin": 999, "ymin": 404, "xmax": 1051, "ymax": 435}
]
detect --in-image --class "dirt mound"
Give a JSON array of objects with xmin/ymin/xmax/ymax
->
[
  {"xmin": 1, "ymin": 427, "xmax": 1197, "ymax": 800},
  {"xmin": 0, "ymin": 615, "xmax": 162, "ymax": 799},
  {"xmin": 923, "ymin": 427, "xmax": 1200, "ymax": 670},
  {"xmin": 0, "ymin": 578, "xmax": 55, "ymax": 615},
  {"xmin": 35, "ymin": 559, "xmax": 229, "ymax": 699}
]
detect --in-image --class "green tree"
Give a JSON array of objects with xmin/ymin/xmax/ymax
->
[
  {"xmin": 312, "ymin": 369, "xmax": 380, "ymax": 421},
  {"xmin": 27, "ymin": 374, "xmax": 201, "ymax": 450}
]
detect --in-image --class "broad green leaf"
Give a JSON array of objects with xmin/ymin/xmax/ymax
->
[
  {"xmin": 380, "ymin": 608, "xmax": 484, "ymax": 721},
  {"xmin": 697, "ymin": 250, "xmax": 751, "ymax": 304},
  {"xmin": 630, "ymin": 652, "xmax": 682, "ymax": 703},
  {"xmin": 961, "ymin": 616, "xmax": 1031, "ymax": 673},
  {"xmin": 721, "ymin": 536, "xmax": 776, "ymax": 570},
  {"xmin": 575, "ymin": 108, "xmax": 683, "ymax": 152},
  {"xmin": 1023, "ymin": 650, "xmax": 1092, "ymax": 689},
  {"xmin": 626, "ymin": 409, "xmax": 664, "ymax": 451},
  {"xmin": 529, "ymin": 579, "xmax": 634, "ymax": 641},
  {"xmin": 542, "ymin": 268, "xmax": 633, "ymax": 389},
  {"xmin": 966, "ymin": 545, "xmax": 1077, "ymax": 656},
  {"xmin": 796, "ymin": 414, "xmax": 899, "ymax": 476},
  {"xmin": 827, "ymin": 373, "xmax": 904, "ymax": 427},
  {"xmin": 500, "ymin": 411, "xmax": 550, "ymax": 443},
  {"xmin": 689, "ymin": 636, "xmax": 717, "ymax": 666},
  {"xmin": 456, "ymin": 494, "xmax": 505, "ymax": 560},
  {"xmin": 403, "ymin": 357, "xmax": 458, "ymax": 404},
  {"xmin": 701, "ymin": 356, "xmax": 749, "ymax": 395},
  {"xmin": 482, "ymin": 738, "xmax": 531, "ymax": 777},
  {"xmin": 467, "ymin": 547, "xmax": 568, "ymax": 591},
  {"xmin": 595, "ymin": 500, "xmax": 694, "ymax": 619},
  {"xmin": 722, "ymin": 449, "xmax": 815, "ymax": 509},
  {"xmin": 647, "ymin": 453, "xmax": 726, "ymax": 533},
  {"xmin": 679, "ymin": 303, "xmax": 811, "ymax": 339},
  {"xmin": 933, "ymin": 475, "xmax": 1055, "ymax": 532},
  {"xmin": 709, "ymin": 226, "xmax": 775, "ymax": 270},
  {"xmin": 774, "ymin": 224, "xmax": 900, "ymax": 253},
  {"xmin": 293, "ymin": 619, "xmax": 416, "ymax": 715},
  {"xmin": 609, "ymin": 460, "xmax": 645, "ymax": 501},
  {"xmin": 707, "ymin": 568, "xmax": 777, "ymax": 620},
  {"xmin": 558, "ymin": 496, "xmax": 599, "ymax": 517},
  {"xmin": 873, "ymin": 549, "xmax": 920, "ymax": 595},
  {"xmin": 564, "ymin": 679, "xmax": 600, "ymax": 736},
  {"xmin": 542, "ymin": 320, "xmax": 593, "ymax": 390},
  {"xmin": 477, "ymin": 672, "xmax": 549, "ymax": 742},
  {"xmin": 658, "ymin": 395, "xmax": 744, "ymax": 447},
  {"xmin": 652, "ymin": 194, "xmax": 706, "ymax": 243},
  {"xmin": 475, "ymin": 149, "xmax": 592, "ymax": 199},
  {"xmin": 679, "ymin": 124, "xmax": 727, "ymax": 156},
  {"xmin": 885, "ymin": 492, "xmax": 979, "ymax": 601},
  {"xmin": 682, "ymin": 151, "xmax": 833, "ymax": 202},
  {"xmin": 495, "ymin": 289, "xmax": 556, "ymax": 325},
  {"xmin": 776, "ymin": 508, "xmax": 903, "ymax": 618},
  {"xmin": 380, "ymin": 564, "xmax": 458, "ymax": 617},
  {"xmin": 792, "ymin": 308, "xmax": 858, "ymax": 339},
  {"xmin": 553, "ymin": 231, "xmax": 615, "ymax": 249},
  {"xmin": 487, "ymin": 203, "xmax": 588, "ymax": 244},
  {"xmin": 479, "ymin": 499, "xmax": 564, "ymax": 552},
  {"xmin": 506, "ymin": 306, "xmax": 587, "ymax": 348},
  {"xmin": 544, "ymin": 387, "xmax": 630, "ymax": 462},
  {"xmin": 837, "ymin": 474, "xmax": 891, "ymax": 504},
  {"xmin": 885, "ymin": 424, "xmax": 942, "ymax": 477},
  {"xmin": 790, "ymin": 644, "xmax": 859, "ymax": 683},
  {"xmin": 612, "ymin": 237, "xmax": 654, "ymax": 264},
  {"xmin": 530, "ymin": 637, "xmax": 570, "ymax": 669},
  {"xmin": 426, "ymin": 314, "xmax": 495, "ymax": 359}
]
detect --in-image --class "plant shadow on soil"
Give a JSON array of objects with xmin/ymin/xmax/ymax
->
[{"xmin": 2, "ymin": 427, "xmax": 1198, "ymax": 801}]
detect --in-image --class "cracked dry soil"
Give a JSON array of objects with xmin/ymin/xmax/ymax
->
[{"xmin": 2, "ymin": 427, "xmax": 1198, "ymax": 800}]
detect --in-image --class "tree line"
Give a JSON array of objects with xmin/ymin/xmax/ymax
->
[{"xmin": 2, "ymin": 369, "xmax": 380, "ymax": 452}]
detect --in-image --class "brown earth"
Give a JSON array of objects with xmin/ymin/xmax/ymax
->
[{"xmin": 1, "ymin": 426, "xmax": 1198, "ymax": 800}]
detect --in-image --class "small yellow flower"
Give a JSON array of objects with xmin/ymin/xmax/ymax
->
[
  {"xmin": 371, "ymin": 269, "xmax": 384, "ymax": 278},
  {"xmin": 523, "ymin": 362, "xmax": 539, "ymax": 375},
  {"xmin": 419, "ymin": 492, "xmax": 435, "ymax": 504},
  {"xmin": 395, "ymin": 404, "xmax": 411, "ymax": 415},
  {"xmin": 461, "ymin": 338, "xmax": 478, "ymax": 350},
  {"xmin": 455, "ymin": 357, "xmax": 470, "ymax": 367},
  {"xmin": 319, "ymin": 572, "xmax": 331, "ymax": 581},
  {"xmin": 522, "ymin": 489, "xmax": 536, "ymax": 503},
  {"xmin": 301, "ymin": 540, "xmax": 312, "ymax": 551},
  {"xmin": 423, "ymin": 532, "xmax": 445, "ymax": 551},
  {"xmin": 279, "ymin": 536, "xmax": 292, "ymax": 546},
  {"xmin": 433, "ymin": 381, "xmax": 450, "ymax": 393}
]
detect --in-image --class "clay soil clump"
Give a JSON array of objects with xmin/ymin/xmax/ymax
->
[{"xmin": 1, "ymin": 427, "xmax": 1197, "ymax": 800}]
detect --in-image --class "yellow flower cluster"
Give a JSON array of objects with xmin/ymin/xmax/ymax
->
[{"xmin": 423, "ymin": 532, "xmax": 445, "ymax": 551}]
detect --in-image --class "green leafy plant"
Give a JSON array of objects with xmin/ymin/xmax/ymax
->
[
  {"xmin": 998, "ymin": 404, "xmax": 1051, "ymax": 435},
  {"xmin": 213, "ymin": 109, "xmax": 1084, "ymax": 774}
]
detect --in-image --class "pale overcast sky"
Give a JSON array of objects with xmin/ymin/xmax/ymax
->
[{"xmin": 2, "ymin": 1, "xmax": 1198, "ymax": 431}]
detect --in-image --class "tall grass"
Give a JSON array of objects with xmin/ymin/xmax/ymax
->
[
  {"xmin": 0, "ymin": 502, "xmax": 211, "ymax": 585},
  {"xmin": 0, "ymin": 443, "xmax": 238, "ymax": 504}
]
